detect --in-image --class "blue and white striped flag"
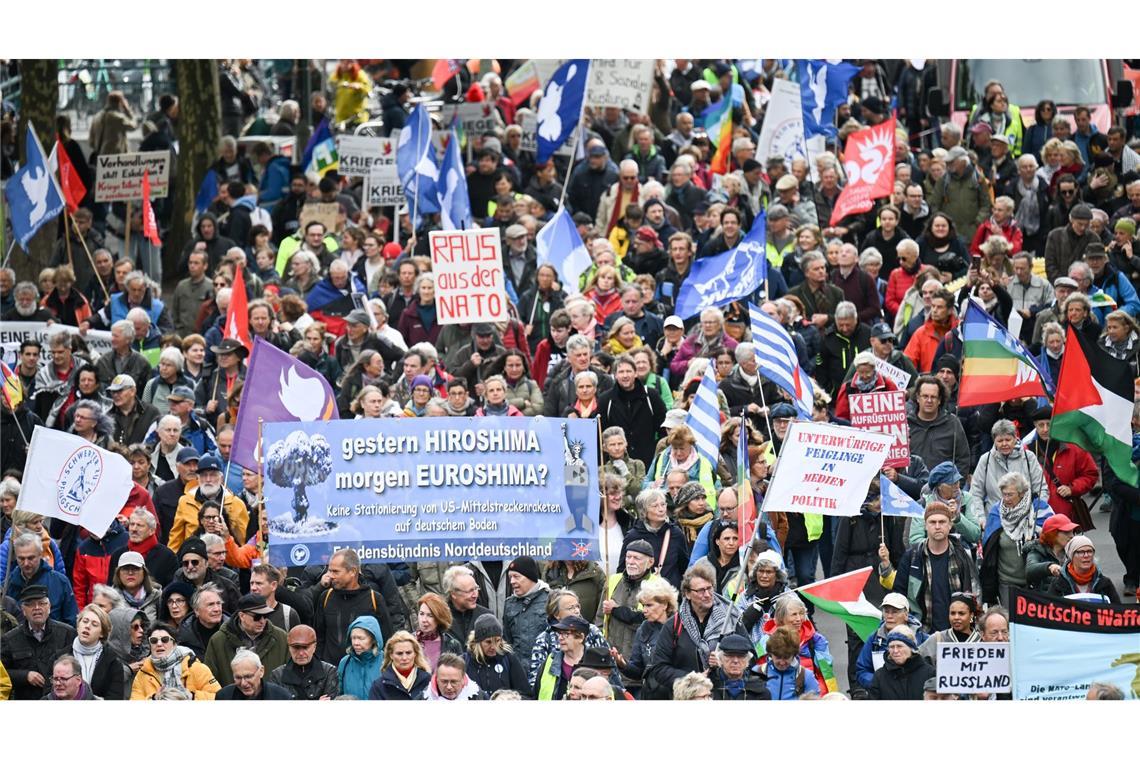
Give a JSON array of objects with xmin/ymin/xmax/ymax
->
[
  {"xmin": 685, "ymin": 363, "xmax": 722, "ymax": 469},
  {"xmin": 748, "ymin": 303, "xmax": 814, "ymax": 419},
  {"xmin": 879, "ymin": 473, "xmax": 925, "ymax": 518}
]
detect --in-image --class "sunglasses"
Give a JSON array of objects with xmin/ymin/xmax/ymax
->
[
  {"xmin": 149, "ymin": 635, "xmax": 173, "ymax": 645},
  {"xmin": 182, "ymin": 559, "xmax": 202, "ymax": 568},
  {"xmin": 243, "ymin": 611, "xmax": 269, "ymax": 621}
]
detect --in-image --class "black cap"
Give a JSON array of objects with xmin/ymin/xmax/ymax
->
[
  {"xmin": 473, "ymin": 323, "xmax": 495, "ymax": 337},
  {"xmin": 741, "ymin": 158, "xmax": 762, "ymax": 173},
  {"xmin": 934, "ymin": 354, "xmax": 960, "ymax": 378},
  {"xmin": 1069, "ymin": 203, "xmax": 1093, "ymax": 221},
  {"xmin": 551, "ymin": 614, "xmax": 590, "ymax": 633},
  {"xmin": 19, "ymin": 584, "xmax": 49, "ymax": 603},
  {"xmin": 718, "ymin": 633, "xmax": 754, "ymax": 655},
  {"xmin": 507, "ymin": 556, "xmax": 539, "ymax": 583},
  {"xmin": 870, "ymin": 322, "xmax": 895, "ymax": 341},
  {"xmin": 578, "ymin": 647, "xmax": 616, "ymax": 670},
  {"xmin": 625, "ymin": 539, "xmax": 655, "ymax": 558},
  {"xmin": 769, "ymin": 403, "xmax": 796, "ymax": 420},
  {"xmin": 1032, "ymin": 404, "xmax": 1053, "ymax": 422},
  {"xmin": 237, "ymin": 593, "xmax": 274, "ymax": 615},
  {"xmin": 861, "ymin": 97, "xmax": 887, "ymax": 116}
]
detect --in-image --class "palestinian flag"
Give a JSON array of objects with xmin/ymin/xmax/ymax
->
[
  {"xmin": 1052, "ymin": 326, "xmax": 1139, "ymax": 486},
  {"xmin": 959, "ymin": 299, "xmax": 1053, "ymax": 406},
  {"xmin": 795, "ymin": 567, "xmax": 881, "ymax": 642}
]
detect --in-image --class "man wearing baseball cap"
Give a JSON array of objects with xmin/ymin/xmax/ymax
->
[
  {"xmin": 153, "ymin": 447, "xmax": 201, "ymax": 544},
  {"xmin": 853, "ymin": 591, "xmax": 929, "ymax": 694},
  {"xmin": 108, "ymin": 373, "xmax": 161, "ymax": 446},
  {"xmin": 169, "ymin": 452, "xmax": 249, "ymax": 553},
  {"xmin": 844, "ymin": 321, "xmax": 918, "ymax": 389}
]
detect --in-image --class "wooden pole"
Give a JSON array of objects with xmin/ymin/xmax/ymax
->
[
  {"xmin": 64, "ymin": 211, "xmax": 74, "ymax": 268},
  {"xmin": 124, "ymin": 201, "xmax": 132, "ymax": 265},
  {"xmin": 73, "ymin": 214, "xmax": 110, "ymax": 303}
]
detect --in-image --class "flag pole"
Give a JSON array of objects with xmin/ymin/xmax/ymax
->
[
  {"xmin": 124, "ymin": 201, "xmax": 132, "ymax": 264},
  {"xmin": 74, "ymin": 219, "xmax": 110, "ymax": 303},
  {"xmin": 597, "ymin": 416, "xmax": 611, "ymax": 638},
  {"xmin": 63, "ymin": 209, "xmax": 74, "ymax": 268},
  {"xmin": 2, "ymin": 240, "xmax": 16, "ymax": 271}
]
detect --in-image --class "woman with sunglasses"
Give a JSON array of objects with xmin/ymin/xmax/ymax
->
[
  {"xmin": 108, "ymin": 606, "xmax": 150, "ymax": 678},
  {"xmin": 131, "ymin": 620, "xmax": 221, "ymax": 700}
]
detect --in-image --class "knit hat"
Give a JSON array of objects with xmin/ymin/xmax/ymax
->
[
  {"xmin": 162, "ymin": 581, "xmax": 196, "ymax": 611},
  {"xmin": 673, "ymin": 482, "xmax": 707, "ymax": 512},
  {"xmin": 178, "ymin": 537, "xmax": 208, "ymax": 561},
  {"xmin": 927, "ymin": 462, "xmax": 962, "ymax": 489},
  {"xmin": 1115, "ymin": 218, "xmax": 1137, "ymax": 237},
  {"xmin": 852, "ymin": 351, "xmax": 876, "ymax": 368},
  {"xmin": 923, "ymin": 501, "xmax": 955, "ymax": 523},
  {"xmin": 409, "ymin": 374, "xmax": 433, "ymax": 392},
  {"xmin": 885, "ymin": 628, "xmax": 918, "ymax": 651},
  {"xmin": 934, "ymin": 354, "xmax": 961, "ymax": 378},
  {"xmin": 473, "ymin": 613, "xmax": 503, "ymax": 642},
  {"xmin": 1064, "ymin": 535, "xmax": 1095, "ymax": 561},
  {"xmin": 625, "ymin": 539, "xmax": 655, "ymax": 558},
  {"xmin": 753, "ymin": 549, "xmax": 784, "ymax": 569},
  {"xmin": 507, "ymin": 556, "xmax": 539, "ymax": 583}
]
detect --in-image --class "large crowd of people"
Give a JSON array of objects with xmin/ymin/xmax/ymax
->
[{"xmin": 1, "ymin": 57, "xmax": 1138, "ymax": 702}]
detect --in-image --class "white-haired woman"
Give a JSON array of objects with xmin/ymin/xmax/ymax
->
[
  {"xmin": 1099, "ymin": 308, "xmax": 1140, "ymax": 376},
  {"xmin": 972, "ymin": 418, "xmax": 1046, "ymax": 509},
  {"xmin": 980, "ymin": 470, "xmax": 1054, "ymax": 607},
  {"xmin": 619, "ymin": 488, "xmax": 689, "ymax": 589},
  {"xmin": 284, "ymin": 250, "xmax": 321, "ymax": 296},
  {"xmin": 612, "ymin": 576, "xmax": 678, "ymax": 698},
  {"xmin": 757, "ymin": 593, "xmax": 839, "ymax": 695},
  {"xmin": 143, "ymin": 347, "xmax": 190, "ymax": 415}
]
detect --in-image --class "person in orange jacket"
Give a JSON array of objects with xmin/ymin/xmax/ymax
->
[{"xmin": 903, "ymin": 288, "xmax": 958, "ymax": 373}]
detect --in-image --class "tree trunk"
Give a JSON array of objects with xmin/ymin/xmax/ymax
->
[
  {"xmin": 167, "ymin": 59, "xmax": 221, "ymax": 282},
  {"xmin": 11, "ymin": 59, "xmax": 59, "ymax": 281}
]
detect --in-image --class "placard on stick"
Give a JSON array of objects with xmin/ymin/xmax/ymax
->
[
  {"xmin": 94, "ymin": 151, "xmax": 170, "ymax": 202},
  {"xmin": 298, "ymin": 203, "xmax": 339, "ymax": 234},
  {"xmin": 848, "ymin": 390, "xmax": 910, "ymax": 468},
  {"xmin": 936, "ymin": 642, "xmax": 1011, "ymax": 694},
  {"xmin": 428, "ymin": 229, "xmax": 509, "ymax": 325}
]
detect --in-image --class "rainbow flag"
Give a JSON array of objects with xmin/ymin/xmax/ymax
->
[
  {"xmin": 736, "ymin": 414, "xmax": 757, "ymax": 546},
  {"xmin": 701, "ymin": 97, "xmax": 733, "ymax": 175},
  {"xmin": 958, "ymin": 299, "xmax": 1052, "ymax": 407},
  {"xmin": 1, "ymin": 362, "xmax": 23, "ymax": 409}
]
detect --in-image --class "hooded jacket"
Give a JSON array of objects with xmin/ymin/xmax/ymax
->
[
  {"xmin": 336, "ymin": 616, "xmax": 383, "ymax": 700},
  {"xmin": 72, "ymin": 520, "xmax": 129, "ymax": 608},
  {"xmin": 907, "ymin": 409, "xmax": 971, "ymax": 478},
  {"xmin": 180, "ymin": 212, "xmax": 238, "ymax": 273},
  {"xmin": 422, "ymin": 672, "xmax": 484, "ymax": 701},
  {"xmin": 203, "ymin": 614, "xmax": 290, "ymax": 686},
  {"xmin": 107, "ymin": 607, "xmax": 149, "ymax": 667}
]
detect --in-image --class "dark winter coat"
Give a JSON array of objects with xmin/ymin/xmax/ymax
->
[
  {"xmin": 368, "ymin": 665, "xmax": 431, "ymax": 700},
  {"xmin": 598, "ymin": 380, "xmax": 667, "ymax": 468},
  {"xmin": 1, "ymin": 620, "xmax": 77, "ymax": 700},
  {"xmin": 87, "ymin": 646, "xmax": 128, "ymax": 700},
  {"xmin": 268, "ymin": 658, "xmax": 340, "ymax": 700},
  {"xmin": 618, "ymin": 519, "xmax": 689, "ymax": 590},
  {"xmin": 502, "ymin": 584, "xmax": 551, "ymax": 658},
  {"xmin": 312, "ymin": 585, "xmax": 396, "ymax": 665},
  {"xmin": 868, "ymin": 653, "xmax": 935, "ymax": 700},
  {"xmin": 463, "ymin": 650, "xmax": 532, "ymax": 698}
]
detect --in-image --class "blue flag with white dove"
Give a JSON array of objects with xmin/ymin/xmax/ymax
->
[
  {"xmin": 396, "ymin": 105, "xmax": 441, "ymax": 224},
  {"xmin": 796, "ymin": 59, "xmax": 859, "ymax": 138},
  {"xmin": 536, "ymin": 59, "xmax": 589, "ymax": 165},
  {"xmin": 879, "ymin": 473, "xmax": 925, "ymax": 518},
  {"xmin": 674, "ymin": 211, "xmax": 768, "ymax": 319},
  {"xmin": 437, "ymin": 130, "xmax": 473, "ymax": 231},
  {"xmin": 536, "ymin": 207, "xmax": 591, "ymax": 298},
  {"xmin": 4, "ymin": 123, "xmax": 65, "ymax": 250}
]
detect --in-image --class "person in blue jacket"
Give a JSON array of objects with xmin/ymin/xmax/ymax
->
[
  {"xmin": 252, "ymin": 142, "xmax": 292, "ymax": 209},
  {"xmin": 854, "ymin": 592, "xmax": 929, "ymax": 694},
  {"xmin": 1087, "ymin": 243, "xmax": 1140, "ymax": 318},
  {"xmin": 763, "ymin": 626, "xmax": 819, "ymax": 700},
  {"xmin": 336, "ymin": 615, "xmax": 383, "ymax": 700},
  {"xmin": 6, "ymin": 533, "xmax": 79, "ymax": 627}
]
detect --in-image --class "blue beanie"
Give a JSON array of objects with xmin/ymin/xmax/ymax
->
[
  {"xmin": 927, "ymin": 462, "xmax": 962, "ymax": 489},
  {"xmin": 885, "ymin": 630, "xmax": 918, "ymax": 651}
]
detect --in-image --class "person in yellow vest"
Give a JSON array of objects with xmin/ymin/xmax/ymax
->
[
  {"xmin": 766, "ymin": 205, "xmax": 798, "ymax": 270},
  {"xmin": 595, "ymin": 540, "xmax": 658, "ymax": 674},
  {"xmin": 534, "ymin": 614, "xmax": 590, "ymax": 700},
  {"xmin": 968, "ymin": 81, "xmax": 1024, "ymax": 158}
]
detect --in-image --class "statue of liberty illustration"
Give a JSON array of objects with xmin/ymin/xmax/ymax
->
[{"xmin": 561, "ymin": 423, "xmax": 593, "ymax": 534}]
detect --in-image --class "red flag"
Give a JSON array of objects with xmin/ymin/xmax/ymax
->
[
  {"xmin": 224, "ymin": 264, "xmax": 252, "ymax": 351},
  {"xmin": 1123, "ymin": 64, "xmax": 1140, "ymax": 117},
  {"xmin": 830, "ymin": 117, "xmax": 897, "ymax": 226},
  {"xmin": 431, "ymin": 59, "xmax": 462, "ymax": 91},
  {"xmin": 141, "ymin": 169, "xmax": 162, "ymax": 246},
  {"xmin": 56, "ymin": 138, "xmax": 86, "ymax": 214}
]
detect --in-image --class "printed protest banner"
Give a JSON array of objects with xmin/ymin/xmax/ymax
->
[
  {"xmin": 428, "ymin": 228, "xmax": 509, "ymax": 325},
  {"xmin": 1010, "ymin": 587, "xmax": 1140, "ymax": 700},
  {"xmin": 587, "ymin": 59, "xmax": 654, "ymax": 112},
  {"xmin": 94, "ymin": 151, "xmax": 170, "ymax": 202},
  {"xmin": 362, "ymin": 138, "xmax": 403, "ymax": 207},
  {"xmin": 762, "ymin": 422, "xmax": 893, "ymax": 517},
  {"xmin": 263, "ymin": 417, "xmax": 600, "ymax": 567},
  {"xmin": 438, "ymin": 102, "xmax": 502, "ymax": 138},
  {"xmin": 873, "ymin": 355, "xmax": 914, "ymax": 391},
  {"xmin": 1, "ymin": 321, "xmax": 113, "ymax": 367},
  {"xmin": 936, "ymin": 642, "xmax": 1011, "ymax": 694},
  {"xmin": 337, "ymin": 135, "xmax": 396, "ymax": 179},
  {"xmin": 518, "ymin": 111, "xmax": 576, "ymax": 157},
  {"xmin": 848, "ymin": 390, "xmax": 910, "ymax": 468}
]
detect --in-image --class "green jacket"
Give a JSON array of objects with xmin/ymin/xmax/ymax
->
[
  {"xmin": 203, "ymin": 616, "xmax": 290, "ymax": 687},
  {"xmin": 928, "ymin": 170, "xmax": 992, "ymax": 243},
  {"xmin": 910, "ymin": 490, "xmax": 983, "ymax": 546}
]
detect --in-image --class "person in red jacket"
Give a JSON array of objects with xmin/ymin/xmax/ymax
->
[
  {"xmin": 884, "ymin": 240, "xmax": 922, "ymax": 321},
  {"xmin": 969, "ymin": 197, "xmax": 1024, "ymax": 255},
  {"xmin": 833, "ymin": 352, "xmax": 900, "ymax": 421},
  {"xmin": 1028, "ymin": 404, "xmax": 1099, "ymax": 525},
  {"xmin": 72, "ymin": 517, "xmax": 129, "ymax": 609},
  {"xmin": 903, "ymin": 288, "xmax": 958, "ymax": 373}
]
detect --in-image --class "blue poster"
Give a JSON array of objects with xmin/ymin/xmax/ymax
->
[
  {"xmin": 1010, "ymin": 588, "xmax": 1140, "ymax": 700},
  {"xmin": 263, "ymin": 417, "xmax": 600, "ymax": 567}
]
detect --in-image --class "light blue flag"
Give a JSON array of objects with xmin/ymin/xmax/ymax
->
[
  {"xmin": 536, "ymin": 207, "xmax": 591, "ymax": 297},
  {"xmin": 879, "ymin": 473, "xmax": 925, "ymax": 518},
  {"xmin": 536, "ymin": 59, "xmax": 589, "ymax": 165},
  {"xmin": 797, "ymin": 59, "xmax": 860, "ymax": 138},
  {"xmin": 685, "ymin": 363, "xmax": 722, "ymax": 469},
  {"xmin": 748, "ymin": 302, "xmax": 814, "ymax": 419},
  {"xmin": 674, "ymin": 212, "xmax": 768, "ymax": 319},
  {"xmin": 4, "ymin": 124, "xmax": 64, "ymax": 250},
  {"xmin": 437, "ymin": 129, "xmax": 472, "ymax": 231},
  {"xmin": 396, "ymin": 105, "xmax": 440, "ymax": 223}
]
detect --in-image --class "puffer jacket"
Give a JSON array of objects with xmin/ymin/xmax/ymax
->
[
  {"xmin": 502, "ymin": 582, "xmax": 551, "ymax": 659},
  {"xmin": 336, "ymin": 616, "xmax": 384, "ymax": 700},
  {"xmin": 72, "ymin": 521, "xmax": 129, "ymax": 609},
  {"xmin": 130, "ymin": 650, "xmax": 220, "ymax": 700},
  {"xmin": 764, "ymin": 660, "xmax": 819, "ymax": 700}
]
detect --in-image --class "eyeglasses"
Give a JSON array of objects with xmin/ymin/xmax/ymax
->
[
  {"xmin": 182, "ymin": 559, "xmax": 201, "ymax": 568},
  {"xmin": 167, "ymin": 598, "xmax": 188, "ymax": 607},
  {"xmin": 689, "ymin": 585, "xmax": 714, "ymax": 596},
  {"xmin": 1073, "ymin": 549, "xmax": 1096, "ymax": 556},
  {"xmin": 51, "ymin": 674, "xmax": 80, "ymax": 684},
  {"xmin": 149, "ymin": 635, "xmax": 173, "ymax": 645}
]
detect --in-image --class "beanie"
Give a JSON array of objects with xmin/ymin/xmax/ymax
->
[
  {"xmin": 923, "ymin": 501, "xmax": 955, "ymax": 523},
  {"xmin": 673, "ymin": 482, "xmax": 706, "ymax": 513},
  {"xmin": 178, "ymin": 537, "xmax": 208, "ymax": 561},
  {"xmin": 507, "ymin": 556, "xmax": 539, "ymax": 583},
  {"xmin": 886, "ymin": 629, "xmax": 918, "ymax": 651},
  {"xmin": 473, "ymin": 613, "xmax": 503, "ymax": 642},
  {"xmin": 625, "ymin": 539, "xmax": 655, "ymax": 559},
  {"xmin": 1064, "ymin": 535, "xmax": 1095, "ymax": 561}
]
